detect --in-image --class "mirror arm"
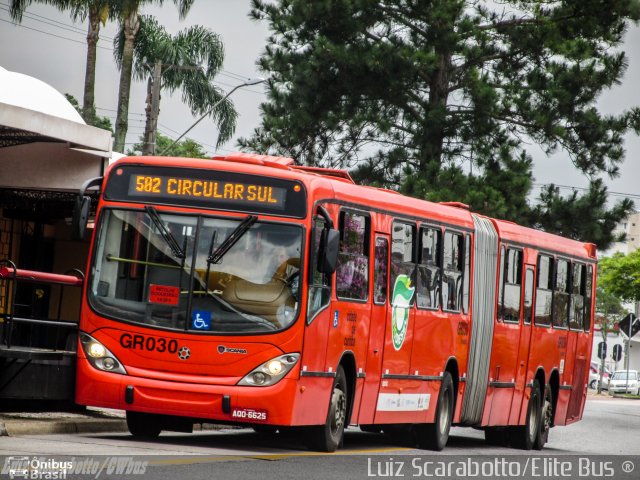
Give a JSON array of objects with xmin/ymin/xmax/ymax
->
[
  {"xmin": 79, "ymin": 176, "xmax": 103, "ymax": 197},
  {"xmin": 317, "ymin": 205, "xmax": 333, "ymax": 230}
]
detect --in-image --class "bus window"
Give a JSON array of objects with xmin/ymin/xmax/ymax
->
[
  {"xmin": 417, "ymin": 226, "xmax": 441, "ymax": 309},
  {"xmin": 463, "ymin": 234, "xmax": 471, "ymax": 314},
  {"xmin": 442, "ymin": 231, "xmax": 463, "ymax": 312},
  {"xmin": 523, "ymin": 267, "xmax": 534, "ymax": 324},
  {"xmin": 501, "ymin": 249, "xmax": 523, "ymax": 323},
  {"xmin": 553, "ymin": 259, "xmax": 570, "ymax": 329},
  {"xmin": 89, "ymin": 209, "xmax": 303, "ymax": 333},
  {"xmin": 390, "ymin": 221, "xmax": 416, "ymax": 305},
  {"xmin": 584, "ymin": 264, "xmax": 594, "ymax": 331},
  {"xmin": 373, "ymin": 237, "xmax": 389, "ymax": 305},
  {"xmin": 535, "ymin": 254, "xmax": 553, "ymax": 327},
  {"xmin": 569, "ymin": 263, "xmax": 585, "ymax": 330},
  {"xmin": 336, "ymin": 211, "xmax": 370, "ymax": 301},
  {"xmin": 308, "ymin": 217, "xmax": 331, "ymax": 323}
]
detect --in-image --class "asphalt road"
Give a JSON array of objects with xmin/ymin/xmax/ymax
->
[{"xmin": 1, "ymin": 396, "xmax": 639, "ymax": 480}]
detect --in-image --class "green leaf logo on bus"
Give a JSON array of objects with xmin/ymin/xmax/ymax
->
[{"xmin": 391, "ymin": 275, "xmax": 415, "ymax": 350}]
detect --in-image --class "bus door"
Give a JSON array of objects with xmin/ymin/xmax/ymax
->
[
  {"xmin": 508, "ymin": 265, "xmax": 535, "ymax": 424},
  {"xmin": 565, "ymin": 262, "xmax": 593, "ymax": 424},
  {"xmin": 326, "ymin": 210, "xmax": 372, "ymax": 423},
  {"xmin": 357, "ymin": 234, "xmax": 390, "ymax": 424},
  {"xmin": 374, "ymin": 222, "xmax": 419, "ymax": 424},
  {"xmin": 486, "ymin": 247, "xmax": 522, "ymax": 426}
]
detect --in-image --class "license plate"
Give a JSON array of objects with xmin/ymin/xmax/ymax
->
[{"xmin": 231, "ymin": 408, "xmax": 268, "ymax": 422}]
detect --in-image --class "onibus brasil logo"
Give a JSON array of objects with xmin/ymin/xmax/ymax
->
[{"xmin": 391, "ymin": 274, "xmax": 415, "ymax": 350}]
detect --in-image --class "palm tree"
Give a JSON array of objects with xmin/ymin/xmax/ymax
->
[
  {"xmin": 9, "ymin": 1, "xmax": 116, "ymax": 124},
  {"xmin": 112, "ymin": 0, "xmax": 194, "ymax": 153},
  {"xmin": 115, "ymin": 15, "xmax": 237, "ymax": 155}
]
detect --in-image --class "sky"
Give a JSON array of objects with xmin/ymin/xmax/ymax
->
[{"xmin": 0, "ymin": 0, "xmax": 639, "ymax": 208}]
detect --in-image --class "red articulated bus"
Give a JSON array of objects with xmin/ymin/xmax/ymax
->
[{"xmin": 73, "ymin": 153, "xmax": 596, "ymax": 452}]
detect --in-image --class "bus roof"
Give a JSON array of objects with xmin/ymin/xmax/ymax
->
[{"xmin": 492, "ymin": 218, "xmax": 597, "ymax": 260}]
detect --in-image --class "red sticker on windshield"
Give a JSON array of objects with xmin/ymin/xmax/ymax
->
[{"xmin": 149, "ymin": 284, "xmax": 180, "ymax": 305}]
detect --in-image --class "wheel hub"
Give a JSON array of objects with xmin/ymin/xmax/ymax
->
[{"xmin": 330, "ymin": 387, "xmax": 346, "ymax": 435}]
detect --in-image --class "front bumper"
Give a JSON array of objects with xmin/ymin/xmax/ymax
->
[
  {"xmin": 609, "ymin": 386, "xmax": 638, "ymax": 394},
  {"xmin": 75, "ymin": 355, "xmax": 300, "ymax": 425}
]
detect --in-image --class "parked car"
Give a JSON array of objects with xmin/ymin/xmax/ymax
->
[
  {"xmin": 589, "ymin": 362, "xmax": 610, "ymax": 390},
  {"xmin": 608, "ymin": 370, "xmax": 640, "ymax": 395}
]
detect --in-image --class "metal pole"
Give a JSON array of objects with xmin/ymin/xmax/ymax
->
[
  {"xmin": 627, "ymin": 314, "xmax": 632, "ymax": 393},
  {"xmin": 159, "ymin": 78, "xmax": 265, "ymax": 156}
]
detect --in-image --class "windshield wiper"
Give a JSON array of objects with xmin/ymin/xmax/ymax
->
[
  {"xmin": 145, "ymin": 206, "xmax": 186, "ymax": 259},
  {"xmin": 208, "ymin": 215, "xmax": 257, "ymax": 264}
]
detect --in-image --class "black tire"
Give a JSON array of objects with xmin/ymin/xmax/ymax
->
[
  {"xmin": 484, "ymin": 427, "xmax": 510, "ymax": 446},
  {"xmin": 416, "ymin": 372, "xmax": 454, "ymax": 451},
  {"xmin": 126, "ymin": 411, "xmax": 162, "ymax": 438},
  {"xmin": 306, "ymin": 366, "xmax": 348, "ymax": 452},
  {"xmin": 511, "ymin": 380, "xmax": 541, "ymax": 450},
  {"xmin": 534, "ymin": 384, "xmax": 553, "ymax": 450},
  {"xmin": 589, "ymin": 379, "xmax": 597, "ymax": 389}
]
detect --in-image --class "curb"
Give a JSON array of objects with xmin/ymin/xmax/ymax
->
[
  {"xmin": 0, "ymin": 418, "xmax": 128, "ymax": 436},
  {"xmin": 0, "ymin": 419, "xmax": 228, "ymax": 436}
]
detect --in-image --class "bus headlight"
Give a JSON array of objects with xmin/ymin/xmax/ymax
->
[
  {"xmin": 238, "ymin": 353, "xmax": 300, "ymax": 387},
  {"xmin": 79, "ymin": 332, "xmax": 127, "ymax": 375}
]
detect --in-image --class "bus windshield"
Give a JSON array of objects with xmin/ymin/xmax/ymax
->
[{"xmin": 89, "ymin": 209, "xmax": 302, "ymax": 334}]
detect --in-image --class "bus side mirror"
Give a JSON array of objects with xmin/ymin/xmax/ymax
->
[
  {"xmin": 72, "ymin": 176, "xmax": 103, "ymax": 241},
  {"xmin": 318, "ymin": 228, "xmax": 340, "ymax": 274},
  {"xmin": 72, "ymin": 196, "xmax": 91, "ymax": 241}
]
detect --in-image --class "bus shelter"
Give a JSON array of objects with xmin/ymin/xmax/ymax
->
[{"xmin": 0, "ymin": 66, "xmax": 112, "ymax": 402}]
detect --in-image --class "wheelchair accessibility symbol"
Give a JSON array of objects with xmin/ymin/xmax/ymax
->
[{"xmin": 191, "ymin": 310, "xmax": 211, "ymax": 330}]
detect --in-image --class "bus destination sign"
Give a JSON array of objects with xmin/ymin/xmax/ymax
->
[
  {"xmin": 104, "ymin": 165, "xmax": 307, "ymax": 218},
  {"xmin": 129, "ymin": 175, "xmax": 287, "ymax": 209}
]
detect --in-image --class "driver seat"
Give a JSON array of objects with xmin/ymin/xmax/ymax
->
[{"xmin": 272, "ymin": 257, "xmax": 300, "ymax": 282}]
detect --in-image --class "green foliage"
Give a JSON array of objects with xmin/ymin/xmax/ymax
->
[
  {"xmin": 114, "ymin": 15, "xmax": 237, "ymax": 149},
  {"xmin": 599, "ymin": 251, "xmax": 640, "ymax": 303},
  {"xmin": 64, "ymin": 93, "xmax": 112, "ymax": 132},
  {"xmin": 533, "ymin": 179, "xmax": 633, "ymax": 246},
  {"xmin": 243, "ymin": 0, "xmax": 640, "ymax": 248},
  {"xmin": 595, "ymin": 285, "xmax": 626, "ymax": 335},
  {"xmin": 127, "ymin": 132, "xmax": 208, "ymax": 158}
]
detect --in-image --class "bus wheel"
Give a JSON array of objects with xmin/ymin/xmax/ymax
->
[
  {"xmin": 535, "ymin": 384, "xmax": 553, "ymax": 450},
  {"xmin": 416, "ymin": 372, "xmax": 454, "ymax": 451},
  {"xmin": 511, "ymin": 380, "xmax": 541, "ymax": 450},
  {"xmin": 126, "ymin": 411, "xmax": 162, "ymax": 438},
  {"xmin": 307, "ymin": 366, "xmax": 348, "ymax": 452}
]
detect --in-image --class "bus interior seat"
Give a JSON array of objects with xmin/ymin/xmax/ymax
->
[{"xmin": 221, "ymin": 277, "xmax": 294, "ymax": 327}]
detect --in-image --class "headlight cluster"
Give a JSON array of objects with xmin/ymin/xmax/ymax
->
[
  {"xmin": 237, "ymin": 353, "xmax": 300, "ymax": 387},
  {"xmin": 79, "ymin": 332, "xmax": 127, "ymax": 375}
]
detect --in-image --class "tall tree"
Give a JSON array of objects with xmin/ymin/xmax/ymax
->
[
  {"xmin": 112, "ymin": 0, "xmax": 194, "ymax": 153},
  {"xmin": 116, "ymin": 16, "xmax": 236, "ymax": 155},
  {"xmin": 243, "ymin": 0, "xmax": 640, "ymax": 248},
  {"xmin": 9, "ymin": 0, "xmax": 117, "ymax": 126}
]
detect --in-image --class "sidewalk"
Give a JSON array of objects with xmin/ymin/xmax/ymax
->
[{"xmin": 0, "ymin": 407, "xmax": 127, "ymax": 436}]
